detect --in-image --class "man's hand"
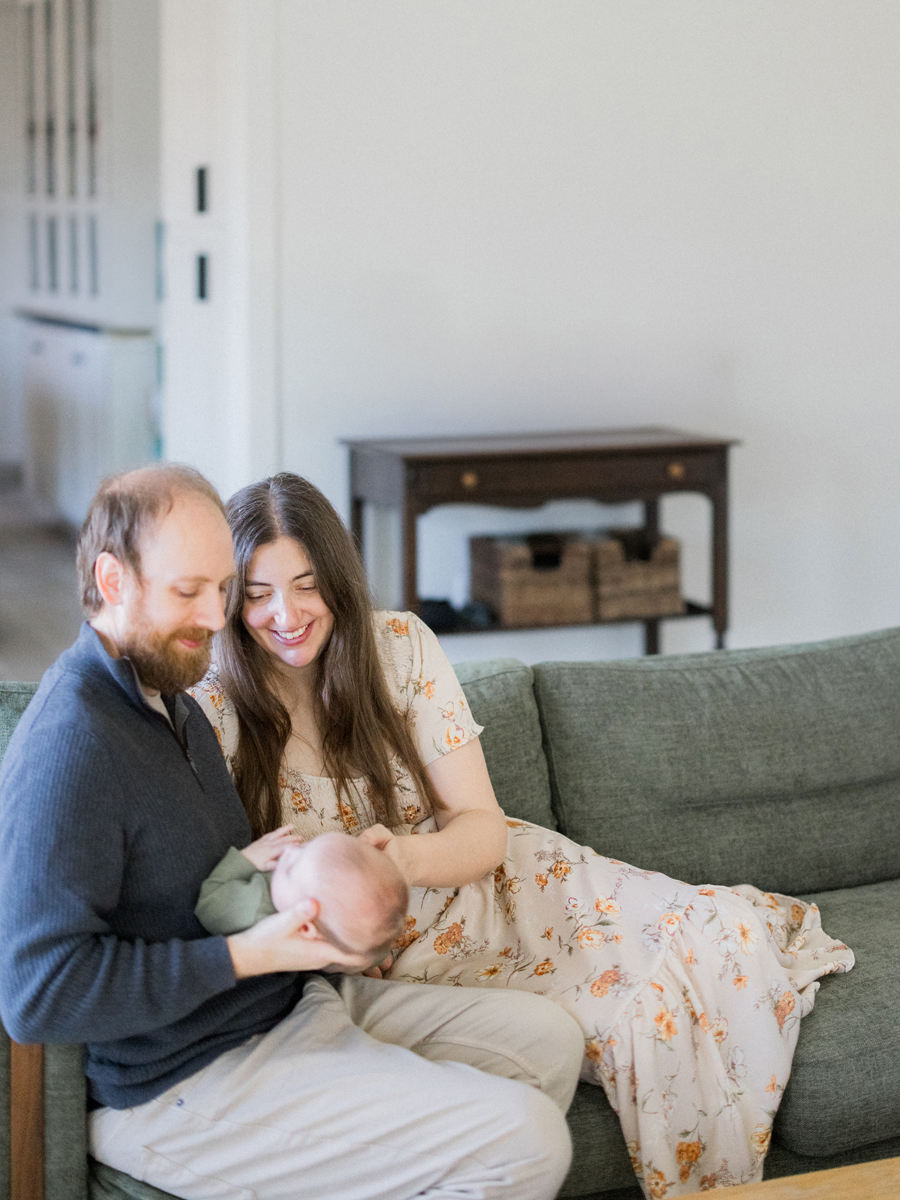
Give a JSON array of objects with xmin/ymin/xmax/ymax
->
[
  {"xmin": 240, "ymin": 825, "xmax": 301, "ymax": 872},
  {"xmin": 226, "ymin": 900, "xmax": 374, "ymax": 979}
]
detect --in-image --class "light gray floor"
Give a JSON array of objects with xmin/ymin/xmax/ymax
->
[{"xmin": 0, "ymin": 488, "xmax": 83, "ymax": 683}]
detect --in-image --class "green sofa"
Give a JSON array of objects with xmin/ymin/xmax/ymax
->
[{"xmin": 3, "ymin": 626, "xmax": 900, "ymax": 1200}]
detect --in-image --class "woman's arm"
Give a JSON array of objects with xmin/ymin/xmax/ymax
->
[{"xmin": 359, "ymin": 738, "xmax": 508, "ymax": 888}]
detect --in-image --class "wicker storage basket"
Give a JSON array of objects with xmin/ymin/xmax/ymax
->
[
  {"xmin": 593, "ymin": 530, "xmax": 685, "ymax": 620},
  {"xmin": 470, "ymin": 534, "xmax": 594, "ymax": 628}
]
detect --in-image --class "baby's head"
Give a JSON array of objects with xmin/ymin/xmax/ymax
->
[{"xmin": 270, "ymin": 832, "xmax": 408, "ymax": 961}]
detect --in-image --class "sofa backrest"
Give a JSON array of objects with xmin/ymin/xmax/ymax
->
[
  {"xmin": 454, "ymin": 658, "xmax": 557, "ymax": 829},
  {"xmin": 533, "ymin": 626, "xmax": 900, "ymax": 895},
  {"xmin": 0, "ymin": 683, "xmax": 38, "ymax": 767}
]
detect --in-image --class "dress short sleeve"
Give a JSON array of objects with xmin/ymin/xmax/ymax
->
[
  {"xmin": 375, "ymin": 611, "xmax": 484, "ymax": 767},
  {"xmin": 189, "ymin": 670, "xmax": 240, "ymax": 772}
]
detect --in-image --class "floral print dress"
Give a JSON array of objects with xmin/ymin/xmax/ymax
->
[{"xmin": 192, "ymin": 612, "xmax": 854, "ymax": 1199}]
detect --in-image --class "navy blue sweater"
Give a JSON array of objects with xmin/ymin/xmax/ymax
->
[{"xmin": 0, "ymin": 624, "xmax": 303, "ymax": 1109}]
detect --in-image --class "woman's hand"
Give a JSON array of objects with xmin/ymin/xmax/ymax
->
[
  {"xmin": 227, "ymin": 900, "xmax": 375, "ymax": 978},
  {"xmin": 361, "ymin": 954, "xmax": 394, "ymax": 979},
  {"xmin": 240, "ymin": 825, "xmax": 301, "ymax": 872},
  {"xmin": 357, "ymin": 823, "xmax": 394, "ymax": 852}
]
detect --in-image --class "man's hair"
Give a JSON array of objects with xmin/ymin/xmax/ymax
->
[{"xmin": 76, "ymin": 463, "xmax": 225, "ymax": 615}]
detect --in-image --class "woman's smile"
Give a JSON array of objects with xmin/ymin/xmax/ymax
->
[{"xmin": 271, "ymin": 624, "xmax": 311, "ymax": 645}]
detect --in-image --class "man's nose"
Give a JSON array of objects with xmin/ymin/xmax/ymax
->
[{"xmin": 195, "ymin": 588, "xmax": 228, "ymax": 632}]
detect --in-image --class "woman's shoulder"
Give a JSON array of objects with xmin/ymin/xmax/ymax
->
[{"xmin": 189, "ymin": 668, "xmax": 237, "ymax": 725}]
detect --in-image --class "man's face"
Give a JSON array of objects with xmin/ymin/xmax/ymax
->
[{"xmin": 115, "ymin": 494, "xmax": 235, "ymax": 693}]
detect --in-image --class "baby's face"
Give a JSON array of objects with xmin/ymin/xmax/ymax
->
[{"xmin": 269, "ymin": 842, "xmax": 310, "ymax": 913}]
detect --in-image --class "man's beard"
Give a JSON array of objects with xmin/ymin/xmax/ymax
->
[{"xmin": 121, "ymin": 623, "xmax": 214, "ymax": 694}]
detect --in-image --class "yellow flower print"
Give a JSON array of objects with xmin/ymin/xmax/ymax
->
[
  {"xmin": 733, "ymin": 974, "xmax": 749, "ymax": 990},
  {"xmin": 594, "ymin": 895, "xmax": 621, "ymax": 916},
  {"xmin": 551, "ymin": 860, "xmax": 571, "ymax": 881},
  {"xmin": 433, "ymin": 923, "xmax": 464, "ymax": 954},
  {"xmin": 774, "ymin": 989, "xmax": 796, "ymax": 1029},
  {"xmin": 751, "ymin": 1125, "xmax": 772, "ymax": 1156},
  {"xmin": 676, "ymin": 1140, "xmax": 702, "ymax": 1184},
  {"xmin": 541, "ymin": 926, "xmax": 553, "ymax": 940},
  {"xmin": 625, "ymin": 1139, "xmax": 643, "ymax": 1178},
  {"xmin": 403, "ymin": 804, "xmax": 420, "ymax": 824},
  {"xmin": 646, "ymin": 1167, "xmax": 674, "ymax": 1198},
  {"xmin": 657, "ymin": 911, "xmax": 682, "ymax": 937},
  {"xmin": 791, "ymin": 902, "xmax": 806, "ymax": 924},
  {"xmin": 700, "ymin": 1173, "xmax": 719, "ymax": 1191},
  {"xmin": 590, "ymin": 969, "xmax": 622, "ymax": 997},
  {"xmin": 734, "ymin": 917, "xmax": 759, "ymax": 954},
  {"xmin": 585, "ymin": 1038, "xmax": 602, "ymax": 1065},
  {"xmin": 392, "ymin": 916, "xmax": 421, "ymax": 951},
  {"xmin": 698, "ymin": 887, "xmax": 716, "ymax": 897},
  {"xmin": 338, "ymin": 802, "xmax": 358, "ymax": 830},
  {"xmin": 505, "ymin": 818, "xmax": 526, "ymax": 828},
  {"xmin": 386, "ymin": 617, "xmax": 409, "ymax": 637},
  {"xmin": 213, "ymin": 726, "xmax": 224, "ymax": 752},
  {"xmin": 577, "ymin": 927, "xmax": 608, "ymax": 950},
  {"xmin": 708, "ymin": 1016, "xmax": 729, "ymax": 1044},
  {"xmin": 531, "ymin": 958, "xmax": 555, "ymax": 977},
  {"xmin": 761, "ymin": 892, "xmax": 781, "ymax": 909},
  {"xmin": 535, "ymin": 872, "xmax": 549, "ymax": 890},
  {"xmin": 683, "ymin": 947, "xmax": 695, "ymax": 966},
  {"xmin": 476, "ymin": 964, "xmax": 502, "ymax": 981},
  {"xmin": 506, "ymin": 876, "xmax": 522, "ymax": 894},
  {"xmin": 653, "ymin": 1008, "xmax": 678, "ymax": 1041},
  {"xmin": 497, "ymin": 946, "xmax": 514, "ymax": 958},
  {"xmin": 766, "ymin": 1073, "xmax": 779, "ymax": 1093},
  {"xmin": 442, "ymin": 722, "xmax": 467, "ymax": 749}
]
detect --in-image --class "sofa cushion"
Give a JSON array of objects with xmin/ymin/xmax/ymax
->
[
  {"xmin": 455, "ymin": 658, "xmax": 557, "ymax": 829},
  {"xmin": 774, "ymin": 878, "xmax": 900, "ymax": 1156},
  {"xmin": 533, "ymin": 627, "xmax": 900, "ymax": 894},
  {"xmin": 559, "ymin": 1082, "xmax": 635, "ymax": 1196}
]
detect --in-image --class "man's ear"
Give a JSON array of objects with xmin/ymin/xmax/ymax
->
[{"xmin": 94, "ymin": 552, "xmax": 127, "ymax": 607}]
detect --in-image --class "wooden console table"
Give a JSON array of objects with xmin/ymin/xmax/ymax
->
[{"xmin": 345, "ymin": 427, "xmax": 736, "ymax": 654}]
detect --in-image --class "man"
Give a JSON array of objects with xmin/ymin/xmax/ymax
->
[{"xmin": 0, "ymin": 464, "xmax": 583, "ymax": 1200}]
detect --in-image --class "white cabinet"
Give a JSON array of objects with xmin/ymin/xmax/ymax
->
[{"xmin": 23, "ymin": 318, "xmax": 156, "ymax": 525}]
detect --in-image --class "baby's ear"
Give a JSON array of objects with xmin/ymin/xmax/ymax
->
[{"xmin": 290, "ymin": 898, "xmax": 321, "ymax": 939}]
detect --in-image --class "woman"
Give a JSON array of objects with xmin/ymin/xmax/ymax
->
[{"xmin": 193, "ymin": 473, "xmax": 853, "ymax": 1199}]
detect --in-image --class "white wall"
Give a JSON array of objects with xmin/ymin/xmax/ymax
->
[{"xmin": 162, "ymin": 2, "xmax": 900, "ymax": 661}]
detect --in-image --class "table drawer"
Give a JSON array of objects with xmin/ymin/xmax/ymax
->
[{"xmin": 407, "ymin": 450, "xmax": 718, "ymax": 504}]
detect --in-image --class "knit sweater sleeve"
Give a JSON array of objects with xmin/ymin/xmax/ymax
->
[{"xmin": 0, "ymin": 724, "xmax": 237, "ymax": 1045}]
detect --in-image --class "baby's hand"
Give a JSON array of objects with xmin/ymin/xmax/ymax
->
[{"xmin": 241, "ymin": 825, "xmax": 301, "ymax": 872}]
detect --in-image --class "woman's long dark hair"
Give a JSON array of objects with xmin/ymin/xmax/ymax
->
[{"xmin": 216, "ymin": 473, "xmax": 445, "ymax": 838}]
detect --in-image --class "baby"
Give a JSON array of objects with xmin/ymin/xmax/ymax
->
[{"xmin": 195, "ymin": 827, "xmax": 409, "ymax": 965}]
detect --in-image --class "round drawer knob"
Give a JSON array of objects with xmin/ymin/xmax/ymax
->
[
  {"xmin": 667, "ymin": 461, "xmax": 686, "ymax": 480},
  {"xmin": 461, "ymin": 470, "xmax": 479, "ymax": 490}
]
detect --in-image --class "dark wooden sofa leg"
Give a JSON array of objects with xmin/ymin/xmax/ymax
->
[{"xmin": 10, "ymin": 1042, "xmax": 44, "ymax": 1200}]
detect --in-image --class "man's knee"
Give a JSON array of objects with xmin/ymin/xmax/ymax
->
[
  {"xmin": 504, "ymin": 1082, "xmax": 574, "ymax": 1197},
  {"xmin": 496, "ymin": 990, "xmax": 585, "ymax": 1110}
]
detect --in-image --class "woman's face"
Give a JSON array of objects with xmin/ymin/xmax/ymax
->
[{"xmin": 241, "ymin": 537, "xmax": 335, "ymax": 675}]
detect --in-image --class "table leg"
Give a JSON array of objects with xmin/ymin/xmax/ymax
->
[
  {"xmin": 350, "ymin": 496, "xmax": 364, "ymax": 555},
  {"xmin": 710, "ymin": 461, "xmax": 729, "ymax": 649},
  {"xmin": 644, "ymin": 619, "xmax": 660, "ymax": 655},
  {"xmin": 644, "ymin": 497, "xmax": 660, "ymax": 542},
  {"xmin": 402, "ymin": 503, "xmax": 420, "ymax": 614}
]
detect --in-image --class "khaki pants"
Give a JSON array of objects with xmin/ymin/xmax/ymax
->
[{"xmin": 90, "ymin": 976, "xmax": 584, "ymax": 1200}]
